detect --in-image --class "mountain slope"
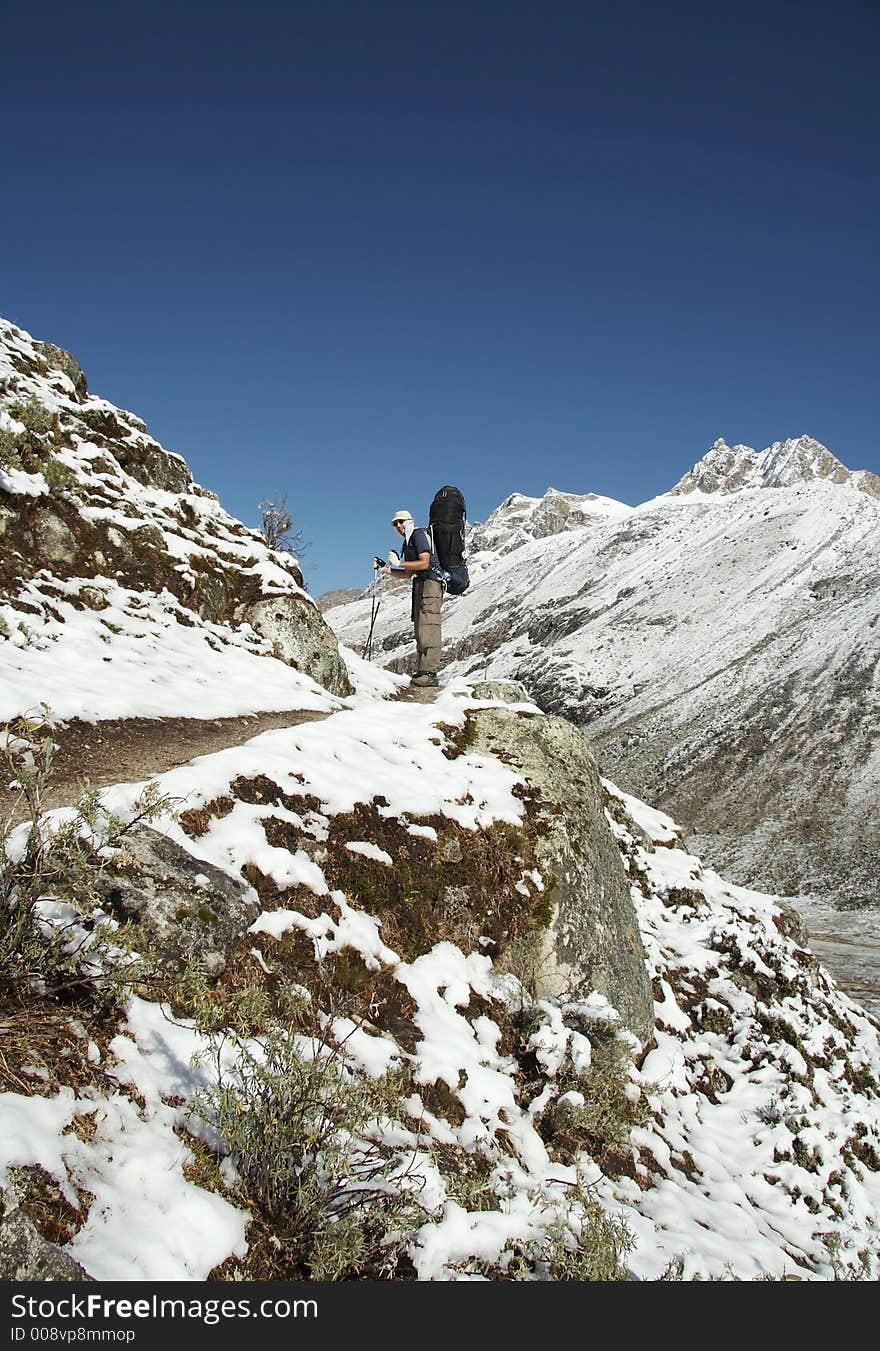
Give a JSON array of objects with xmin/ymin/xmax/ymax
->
[
  {"xmin": 1, "ymin": 317, "xmax": 879, "ymax": 1281},
  {"xmin": 327, "ymin": 440, "xmax": 880, "ymax": 909},
  {"xmin": 0, "ymin": 317, "xmax": 351, "ymax": 721},
  {"xmin": 2, "ymin": 676, "xmax": 879, "ymax": 1281}
]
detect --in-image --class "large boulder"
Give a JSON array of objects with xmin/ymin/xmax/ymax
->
[
  {"xmin": 467, "ymin": 687, "xmax": 654, "ymax": 1046},
  {"xmin": 243, "ymin": 595, "xmax": 353, "ymax": 697}
]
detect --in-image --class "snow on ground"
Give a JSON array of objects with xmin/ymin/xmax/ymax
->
[
  {"xmin": 0, "ymin": 576, "xmax": 344, "ymax": 722},
  {"xmin": 2, "ymin": 322, "xmax": 878, "ymax": 1279},
  {"xmin": 1, "ymin": 668, "xmax": 879, "ymax": 1281}
]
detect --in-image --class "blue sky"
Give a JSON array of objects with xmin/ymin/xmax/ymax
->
[{"xmin": 2, "ymin": 1, "xmax": 878, "ymax": 595}]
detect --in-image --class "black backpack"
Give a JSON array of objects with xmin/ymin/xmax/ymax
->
[{"xmin": 429, "ymin": 485, "xmax": 470, "ymax": 595}]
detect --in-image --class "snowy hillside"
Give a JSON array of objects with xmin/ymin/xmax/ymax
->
[
  {"xmin": 2, "ymin": 664, "xmax": 879, "ymax": 1281},
  {"xmin": 2, "ymin": 320, "xmax": 879, "ymax": 1282},
  {"xmin": 0, "ymin": 316, "xmax": 350, "ymax": 722},
  {"xmin": 327, "ymin": 440, "xmax": 880, "ymax": 911}
]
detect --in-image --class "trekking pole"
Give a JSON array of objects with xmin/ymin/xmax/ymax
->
[{"xmin": 362, "ymin": 559, "xmax": 385, "ymax": 660}]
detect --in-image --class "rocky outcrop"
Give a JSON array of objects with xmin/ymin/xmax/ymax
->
[
  {"xmin": 0, "ymin": 1187, "xmax": 92, "ymax": 1281},
  {"xmin": 242, "ymin": 595, "xmax": 351, "ymax": 695},
  {"xmin": 88, "ymin": 681, "xmax": 653, "ymax": 1045},
  {"xmin": 671, "ymin": 435, "xmax": 880, "ymax": 499},
  {"xmin": 467, "ymin": 691, "xmax": 654, "ymax": 1045},
  {"xmin": 96, "ymin": 826, "xmax": 261, "ymax": 976},
  {"xmin": 0, "ymin": 316, "xmax": 352, "ymax": 700},
  {"xmin": 32, "ymin": 341, "xmax": 89, "ymax": 401}
]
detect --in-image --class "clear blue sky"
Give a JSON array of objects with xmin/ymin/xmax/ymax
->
[{"xmin": 2, "ymin": 1, "xmax": 878, "ymax": 595}]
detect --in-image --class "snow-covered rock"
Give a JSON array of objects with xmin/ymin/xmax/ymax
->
[
  {"xmin": 670, "ymin": 434, "xmax": 880, "ymax": 498},
  {"xmin": 468, "ymin": 485, "xmax": 632, "ymax": 559}
]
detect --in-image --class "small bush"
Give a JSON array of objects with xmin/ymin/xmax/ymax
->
[
  {"xmin": 541, "ymin": 1192, "xmax": 635, "ymax": 1280},
  {"xmin": 258, "ymin": 493, "xmax": 309, "ymax": 557},
  {"xmin": 8, "ymin": 397, "xmax": 56, "ymax": 437},
  {"xmin": 191, "ymin": 987, "xmax": 429, "ymax": 1280},
  {"xmin": 0, "ymin": 428, "xmax": 23, "ymax": 471},
  {"xmin": 473, "ymin": 1177, "xmax": 634, "ymax": 1281},
  {"xmin": 437, "ymin": 1147, "xmax": 502, "ymax": 1213},
  {"xmin": 0, "ymin": 710, "xmax": 172, "ymax": 1021},
  {"xmin": 495, "ymin": 929, "xmax": 554, "ymax": 1001},
  {"xmin": 43, "ymin": 457, "xmax": 75, "ymax": 492},
  {"xmin": 536, "ymin": 1029, "xmax": 647, "ymax": 1177}
]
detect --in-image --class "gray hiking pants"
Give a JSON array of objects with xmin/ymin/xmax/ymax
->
[{"xmin": 412, "ymin": 577, "xmax": 443, "ymax": 674}]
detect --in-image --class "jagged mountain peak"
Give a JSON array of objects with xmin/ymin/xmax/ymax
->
[
  {"xmin": 469, "ymin": 483, "xmax": 632, "ymax": 558},
  {"xmin": 671, "ymin": 434, "xmax": 880, "ymax": 498}
]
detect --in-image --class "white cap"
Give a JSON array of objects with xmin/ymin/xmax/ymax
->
[{"xmin": 390, "ymin": 509, "xmax": 413, "ymax": 524}]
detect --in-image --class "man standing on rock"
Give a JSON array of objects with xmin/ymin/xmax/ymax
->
[{"xmin": 381, "ymin": 509, "xmax": 443, "ymax": 686}]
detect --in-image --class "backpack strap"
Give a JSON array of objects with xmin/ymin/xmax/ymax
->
[{"xmin": 425, "ymin": 525, "xmax": 444, "ymax": 581}]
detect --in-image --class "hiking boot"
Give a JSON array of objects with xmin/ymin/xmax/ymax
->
[{"xmin": 410, "ymin": 672, "xmax": 439, "ymax": 687}]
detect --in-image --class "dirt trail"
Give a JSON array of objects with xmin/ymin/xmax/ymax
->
[
  {"xmin": 0, "ymin": 709, "xmax": 331, "ymax": 827},
  {"xmin": 2, "ymin": 686, "xmax": 442, "ymax": 827},
  {"xmin": 390, "ymin": 686, "xmax": 442, "ymax": 705}
]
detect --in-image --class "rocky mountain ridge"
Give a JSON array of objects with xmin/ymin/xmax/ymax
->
[
  {"xmin": 468, "ymin": 486, "xmax": 633, "ymax": 558},
  {"xmin": 670, "ymin": 434, "xmax": 880, "ymax": 498}
]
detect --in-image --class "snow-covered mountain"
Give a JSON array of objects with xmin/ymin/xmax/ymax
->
[
  {"xmin": 2, "ymin": 318, "xmax": 880, "ymax": 1281},
  {"xmin": 671, "ymin": 435, "xmax": 880, "ymax": 498},
  {"xmin": 327, "ymin": 439, "xmax": 880, "ymax": 911},
  {"xmin": 468, "ymin": 487, "xmax": 633, "ymax": 558}
]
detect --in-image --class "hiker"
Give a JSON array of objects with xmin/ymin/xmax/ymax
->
[{"xmin": 382, "ymin": 509, "xmax": 443, "ymax": 686}]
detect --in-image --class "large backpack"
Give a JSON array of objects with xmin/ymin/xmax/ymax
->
[{"xmin": 429, "ymin": 485, "xmax": 470, "ymax": 595}]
